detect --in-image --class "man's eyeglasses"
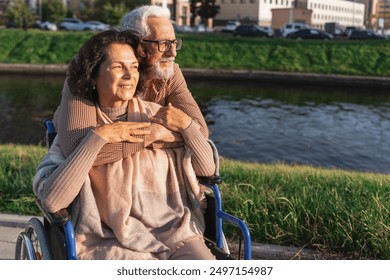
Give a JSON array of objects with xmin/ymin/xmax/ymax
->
[{"xmin": 142, "ymin": 38, "xmax": 182, "ymax": 53}]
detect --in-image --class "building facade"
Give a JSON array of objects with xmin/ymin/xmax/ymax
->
[
  {"xmin": 214, "ymin": 0, "xmax": 365, "ymax": 30},
  {"xmin": 373, "ymin": 0, "xmax": 390, "ymax": 29},
  {"xmin": 151, "ymin": 0, "xmax": 191, "ymax": 26}
]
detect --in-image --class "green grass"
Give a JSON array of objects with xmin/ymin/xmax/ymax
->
[
  {"xmin": 1, "ymin": 30, "xmax": 390, "ymax": 76},
  {"xmin": 0, "ymin": 144, "xmax": 46, "ymax": 214},
  {"xmin": 1, "ymin": 144, "xmax": 389, "ymax": 259}
]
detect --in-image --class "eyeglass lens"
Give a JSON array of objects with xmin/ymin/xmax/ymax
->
[{"xmin": 159, "ymin": 39, "xmax": 182, "ymax": 52}]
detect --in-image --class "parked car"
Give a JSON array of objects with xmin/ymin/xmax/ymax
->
[
  {"xmin": 324, "ymin": 22, "xmax": 343, "ymax": 36},
  {"xmin": 287, "ymin": 28, "xmax": 333, "ymax": 40},
  {"xmin": 84, "ymin": 21, "xmax": 111, "ymax": 31},
  {"xmin": 233, "ymin": 24, "xmax": 272, "ymax": 38},
  {"xmin": 343, "ymin": 26, "xmax": 358, "ymax": 37},
  {"xmin": 258, "ymin": 26, "xmax": 274, "ymax": 37},
  {"xmin": 58, "ymin": 18, "xmax": 91, "ymax": 31},
  {"xmin": 175, "ymin": 25, "xmax": 193, "ymax": 33},
  {"xmin": 5, "ymin": 21, "xmax": 16, "ymax": 28},
  {"xmin": 40, "ymin": 21, "xmax": 57, "ymax": 31},
  {"xmin": 281, "ymin": 22, "xmax": 309, "ymax": 37},
  {"xmin": 222, "ymin": 21, "xmax": 241, "ymax": 33},
  {"xmin": 348, "ymin": 30, "xmax": 387, "ymax": 40}
]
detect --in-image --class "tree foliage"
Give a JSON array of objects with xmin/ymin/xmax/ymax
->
[
  {"xmin": 191, "ymin": 0, "xmax": 220, "ymax": 25},
  {"xmin": 41, "ymin": 0, "xmax": 66, "ymax": 23},
  {"xmin": 92, "ymin": 0, "xmax": 149, "ymax": 25},
  {"xmin": 101, "ymin": 2, "xmax": 129, "ymax": 26},
  {"xmin": 6, "ymin": 0, "xmax": 35, "ymax": 27},
  {"xmin": 197, "ymin": 0, "xmax": 220, "ymax": 21}
]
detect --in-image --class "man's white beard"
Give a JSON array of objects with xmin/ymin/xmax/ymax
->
[{"xmin": 154, "ymin": 58, "xmax": 175, "ymax": 79}]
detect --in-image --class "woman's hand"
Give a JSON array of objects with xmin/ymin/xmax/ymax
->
[
  {"xmin": 93, "ymin": 122, "xmax": 151, "ymax": 143},
  {"xmin": 151, "ymin": 103, "xmax": 192, "ymax": 132}
]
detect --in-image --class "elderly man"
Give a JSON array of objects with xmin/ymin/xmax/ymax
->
[
  {"xmin": 55, "ymin": 5, "xmax": 209, "ymax": 165},
  {"xmin": 120, "ymin": 5, "xmax": 208, "ymax": 138}
]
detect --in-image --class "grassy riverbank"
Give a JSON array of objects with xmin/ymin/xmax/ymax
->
[
  {"xmin": 1, "ymin": 144, "xmax": 389, "ymax": 259},
  {"xmin": 1, "ymin": 29, "xmax": 390, "ymax": 76}
]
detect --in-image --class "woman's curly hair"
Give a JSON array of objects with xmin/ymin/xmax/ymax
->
[{"xmin": 67, "ymin": 29, "xmax": 141, "ymax": 102}]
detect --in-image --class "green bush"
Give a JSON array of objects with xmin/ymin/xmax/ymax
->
[{"xmin": 1, "ymin": 30, "xmax": 389, "ymax": 76}]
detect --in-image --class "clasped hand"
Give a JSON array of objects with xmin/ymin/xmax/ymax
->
[
  {"xmin": 150, "ymin": 103, "xmax": 192, "ymax": 132},
  {"xmin": 93, "ymin": 104, "xmax": 191, "ymax": 144},
  {"xmin": 93, "ymin": 122, "xmax": 151, "ymax": 143}
]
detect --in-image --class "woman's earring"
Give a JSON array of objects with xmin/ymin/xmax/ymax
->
[{"xmin": 93, "ymin": 85, "xmax": 96, "ymax": 90}]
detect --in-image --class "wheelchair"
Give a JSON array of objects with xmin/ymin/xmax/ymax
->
[{"xmin": 15, "ymin": 120, "xmax": 252, "ymax": 260}]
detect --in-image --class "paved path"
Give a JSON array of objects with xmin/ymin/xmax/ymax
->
[
  {"xmin": 0, "ymin": 214, "xmax": 43, "ymax": 260},
  {"xmin": 0, "ymin": 226, "xmax": 24, "ymax": 260}
]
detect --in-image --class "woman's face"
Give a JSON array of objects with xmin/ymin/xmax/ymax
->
[{"xmin": 95, "ymin": 43, "xmax": 139, "ymax": 108}]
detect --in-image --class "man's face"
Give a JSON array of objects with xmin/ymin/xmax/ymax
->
[{"xmin": 142, "ymin": 17, "xmax": 177, "ymax": 80}]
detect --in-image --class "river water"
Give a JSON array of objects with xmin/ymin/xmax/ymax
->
[{"xmin": 1, "ymin": 75, "xmax": 390, "ymax": 174}]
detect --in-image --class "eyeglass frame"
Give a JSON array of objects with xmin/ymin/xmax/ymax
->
[{"xmin": 141, "ymin": 38, "xmax": 182, "ymax": 53}]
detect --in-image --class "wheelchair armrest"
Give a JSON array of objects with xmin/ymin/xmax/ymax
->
[{"xmin": 35, "ymin": 198, "xmax": 71, "ymax": 227}]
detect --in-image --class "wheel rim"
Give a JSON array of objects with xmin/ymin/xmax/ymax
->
[{"xmin": 23, "ymin": 218, "xmax": 54, "ymax": 260}]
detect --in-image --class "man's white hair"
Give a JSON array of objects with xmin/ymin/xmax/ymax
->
[{"xmin": 120, "ymin": 5, "xmax": 171, "ymax": 38}]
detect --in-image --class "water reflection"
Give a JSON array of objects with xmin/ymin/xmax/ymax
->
[{"xmin": 1, "ymin": 75, "xmax": 390, "ymax": 174}]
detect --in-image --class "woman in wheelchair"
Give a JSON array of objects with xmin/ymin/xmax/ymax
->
[{"xmin": 32, "ymin": 29, "xmax": 217, "ymax": 260}]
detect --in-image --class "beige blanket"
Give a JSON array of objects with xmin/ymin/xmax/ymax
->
[{"xmin": 72, "ymin": 98, "xmax": 206, "ymax": 259}]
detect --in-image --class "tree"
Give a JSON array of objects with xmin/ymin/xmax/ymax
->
[
  {"xmin": 41, "ymin": 0, "xmax": 66, "ymax": 23},
  {"xmin": 91, "ymin": 0, "xmax": 149, "ymax": 25},
  {"xmin": 101, "ymin": 2, "xmax": 129, "ymax": 26},
  {"xmin": 197, "ymin": 0, "xmax": 220, "ymax": 23},
  {"xmin": 190, "ymin": 0, "xmax": 220, "ymax": 25},
  {"xmin": 6, "ymin": 0, "xmax": 35, "ymax": 27}
]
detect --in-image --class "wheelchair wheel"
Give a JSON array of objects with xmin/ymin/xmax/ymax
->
[{"xmin": 15, "ymin": 217, "xmax": 54, "ymax": 260}]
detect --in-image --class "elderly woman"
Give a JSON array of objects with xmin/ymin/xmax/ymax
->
[{"xmin": 33, "ymin": 29, "xmax": 216, "ymax": 260}]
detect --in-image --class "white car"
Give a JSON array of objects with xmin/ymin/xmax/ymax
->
[
  {"xmin": 281, "ymin": 23, "xmax": 309, "ymax": 37},
  {"xmin": 222, "ymin": 21, "xmax": 241, "ymax": 32},
  {"xmin": 258, "ymin": 26, "xmax": 274, "ymax": 37},
  {"xmin": 85, "ymin": 21, "xmax": 111, "ymax": 31},
  {"xmin": 58, "ymin": 18, "xmax": 91, "ymax": 31},
  {"xmin": 40, "ymin": 21, "xmax": 57, "ymax": 31}
]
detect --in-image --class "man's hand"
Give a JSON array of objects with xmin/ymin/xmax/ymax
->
[
  {"xmin": 93, "ymin": 122, "xmax": 151, "ymax": 143},
  {"xmin": 144, "ymin": 123, "xmax": 183, "ymax": 146},
  {"xmin": 151, "ymin": 103, "xmax": 192, "ymax": 132}
]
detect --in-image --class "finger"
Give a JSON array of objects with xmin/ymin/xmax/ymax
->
[
  {"xmin": 126, "ymin": 136, "xmax": 144, "ymax": 143},
  {"xmin": 126, "ymin": 122, "xmax": 151, "ymax": 128},
  {"xmin": 129, "ymin": 129, "xmax": 151, "ymax": 135}
]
